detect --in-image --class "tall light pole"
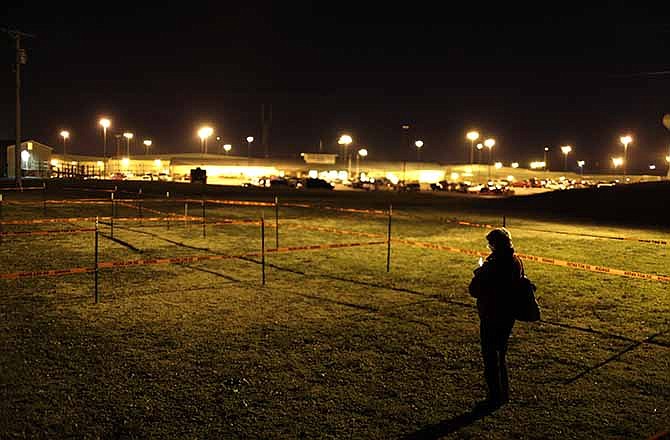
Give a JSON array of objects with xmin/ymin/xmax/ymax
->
[
  {"xmin": 246, "ymin": 136, "xmax": 254, "ymax": 164},
  {"xmin": 560, "ymin": 145, "xmax": 572, "ymax": 171},
  {"xmin": 198, "ymin": 126, "xmax": 213, "ymax": 155},
  {"xmin": 484, "ymin": 138, "xmax": 495, "ymax": 179},
  {"xmin": 544, "ymin": 146, "xmax": 550, "ymax": 171},
  {"xmin": 223, "ymin": 144, "xmax": 232, "ymax": 155},
  {"xmin": 143, "ymin": 139, "xmax": 152, "ymax": 155},
  {"xmin": 356, "ymin": 148, "xmax": 368, "ymax": 177},
  {"xmin": 476, "ymin": 143, "xmax": 484, "ymax": 164},
  {"xmin": 99, "ymin": 118, "xmax": 111, "ymax": 158},
  {"xmin": 577, "ymin": 160, "xmax": 585, "ymax": 176},
  {"xmin": 123, "ymin": 132, "xmax": 133, "ymax": 157},
  {"xmin": 620, "ymin": 135, "xmax": 632, "ymax": 179},
  {"xmin": 59, "ymin": 130, "xmax": 70, "ymax": 156},
  {"xmin": 467, "ymin": 131, "xmax": 479, "ymax": 164},
  {"xmin": 414, "ymin": 140, "xmax": 424, "ymax": 161},
  {"xmin": 338, "ymin": 134, "xmax": 353, "ymax": 176}
]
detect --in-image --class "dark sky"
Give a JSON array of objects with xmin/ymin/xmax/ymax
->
[{"xmin": 2, "ymin": 4, "xmax": 670, "ymax": 171}]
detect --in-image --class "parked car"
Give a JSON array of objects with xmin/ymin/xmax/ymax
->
[
  {"xmin": 304, "ymin": 178, "xmax": 334, "ymax": 190},
  {"xmin": 398, "ymin": 181, "xmax": 420, "ymax": 192}
]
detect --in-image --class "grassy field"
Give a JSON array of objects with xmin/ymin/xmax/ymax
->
[{"xmin": 1, "ymin": 185, "xmax": 669, "ymax": 439}]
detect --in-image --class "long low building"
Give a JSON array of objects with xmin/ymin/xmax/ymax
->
[{"xmin": 5, "ymin": 142, "xmax": 452, "ymax": 184}]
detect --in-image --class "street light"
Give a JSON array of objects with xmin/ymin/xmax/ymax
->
[
  {"xmin": 223, "ymin": 144, "xmax": 232, "ymax": 155},
  {"xmin": 338, "ymin": 134, "xmax": 353, "ymax": 176},
  {"xmin": 476, "ymin": 143, "xmax": 484, "ymax": 164},
  {"xmin": 198, "ymin": 126, "xmax": 213, "ymax": 155},
  {"xmin": 620, "ymin": 135, "xmax": 633, "ymax": 178},
  {"xmin": 246, "ymin": 136, "xmax": 254, "ymax": 164},
  {"xmin": 414, "ymin": 140, "xmax": 424, "ymax": 161},
  {"xmin": 99, "ymin": 118, "xmax": 111, "ymax": 158},
  {"xmin": 123, "ymin": 132, "xmax": 133, "ymax": 157},
  {"xmin": 511, "ymin": 162, "xmax": 519, "ymax": 169},
  {"xmin": 356, "ymin": 148, "xmax": 368, "ymax": 177},
  {"xmin": 577, "ymin": 160, "xmax": 585, "ymax": 175},
  {"xmin": 484, "ymin": 138, "xmax": 495, "ymax": 179},
  {"xmin": 143, "ymin": 139, "xmax": 152, "ymax": 155},
  {"xmin": 560, "ymin": 145, "xmax": 572, "ymax": 171},
  {"xmin": 466, "ymin": 131, "xmax": 479, "ymax": 164},
  {"xmin": 59, "ymin": 130, "xmax": 70, "ymax": 155},
  {"xmin": 544, "ymin": 146, "xmax": 550, "ymax": 171}
]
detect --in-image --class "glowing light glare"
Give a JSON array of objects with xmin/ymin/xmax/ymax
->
[
  {"xmin": 476, "ymin": 143, "xmax": 483, "ymax": 150},
  {"xmin": 561, "ymin": 145, "xmax": 572, "ymax": 154},
  {"xmin": 466, "ymin": 131, "xmax": 479, "ymax": 141},
  {"xmin": 494, "ymin": 162, "xmax": 503, "ymax": 169},
  {"xmin": 96, "ymin": 161, "xmax": 104, "ymax": 167},
  {"xmin": 60, "ymin": 130, "xmax": 70, "ymax": 140},
  {"xmin": 612, "ymin": 157, "xmax": 624, "ymax": 168},
  {"xmin": 530, "ymin": 161, "xmax": 546, "ymax": 169},
  {"xmin": 414, "ymin": 140, "xmax": 424, "ymax": 148},
  {"xmin": 620, "ymin": 135, "xmax": 633, "ymax": 146},
  {"xmin": 246, "ymin": 136, "xmax": 254, "ymax": 143},
  {"xmin": 386, "ymin": 172, "xmax": 400, "ymax": 185},
  {"xmin": 544, "ymin": 146, "xmax": 549, "ymax": 152},
  {"xmin": 308, "ymin": 170, "xmax": 318, "ymax": 179},
  {"xmin": 507, "ymin": 175, "xmax": 515, "ymax": 181},
  {"xmin": 20, "ymin": 150, "xmax": 30, "ymax": 161},
  {"xmin": 649, "ymin": 165, "xmax": 656, "ymax": 170},
  {"xmin": 577, "ymin": 160, "xmax": 585, "ymax": 167},
  {"xmin": 123, "ymin": 132, "xmax": 133, "ymax": 140},
  {"xmin": 198, "ymin": 126, "xmax": 213, "ymax": 140},
  {"xmin": 338, "ymin": 171, "xmax": 349, "ymax": 181},
  {"xmin": 121, "ymin": 157, "xmax": 130, "ymax": 167},
  {"xmin": 484, "ymin": 138, "xmax": 495, "ymax": 148},
  {"xmin": 154, "ymin": 159, "xmax": 162, "ymax": 167},
  {"xmin": 337, "ymin": 134, "xmax": 353, "ymax": 145},
  {"xmin": 418, "ymin": 170, "xmax": 443, "ymax": 183},
  {"xmin": 223, "ymin": 144, "xmax": 232, "ymax": 152},
  {"xmin": 666, "ymin": 155, "xmax": 670, "ymax": 163},
  {"xmin": 50, "ymin": 159, "xmax": 59, "ymax": 166},
  {"xmin": 99, "ymin": 118, "xmax": 111, "ymax": 129},
  {"xmin": 450, "ymin": 172, "xmax": 460, "ymax": 180},
  {"xmin": 143, "ymin": 140, "xmax": 152, "ymax": 147},
  {"xmin": 358, "ymin": 148, "xmax": 368, "ymax": 157},
  {"xmin": 511, "ymin": 162, "xmax": 519, "ymax": 168}
]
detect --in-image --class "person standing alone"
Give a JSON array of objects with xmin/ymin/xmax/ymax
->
[{"xmin": 469, "ymin": 228, "xmax": 523, "ymax": 409}]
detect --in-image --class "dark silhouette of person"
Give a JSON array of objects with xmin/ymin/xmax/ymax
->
[{"xmin": 469, "ymin": 228, "xmax": 523, "ymax": 409}]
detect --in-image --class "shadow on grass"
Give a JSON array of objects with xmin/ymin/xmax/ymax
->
[{"xmin": 402, "ymin": 404, "xmax": 497, "ymax": 439}]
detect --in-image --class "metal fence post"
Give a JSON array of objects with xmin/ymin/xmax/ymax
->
[
  {"xmin": 138, "ymin": 187, "xmax": 143, "ymax": 225},
  {"xmin": 42, "ymin": 182, "xmax": 47, "ymax": 217},
  {"xmin": 94, "ymin": 217, "xmax": 99, "ymax": 304},
  {"xmin": 386, "ymin": 204, "xmax": 392, "ymax": 273},
  {"xmin": 110, "ymin": 192, "xmax": 115, "ymax": 238},
  {"xmin": 261, "ymin": 215, "xmax": 266, "ymax": 286},
  {"xmin": 503, "ymin": 215, "xmax": 506, "ymax": 227},
  {"xmin": 202, "ymin": 199, "xmax": 206, "ymax": 238},
  {"xmin": 185, "ymin": 202, "xmax": 189, "ymax": 229},
  {"xmin": 0, "ymin": 193, "xmax": 3, "ymax": 244},
  {"xmin": 166, "ymin": 191, "xmax": 170, "ymax": 230},
  {"xmin": 274, "ymin": 195, "xmax": 279, "ymax": 248}
]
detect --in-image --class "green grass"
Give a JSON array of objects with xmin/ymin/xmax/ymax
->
[{"xmin": 1, "ymin": 191, "xmax": 669, "ymax": 439}]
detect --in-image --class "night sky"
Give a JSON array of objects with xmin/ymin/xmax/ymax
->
[{"xmin": 2, "ymin": 4, "xmax": 670, "ymax": 171}]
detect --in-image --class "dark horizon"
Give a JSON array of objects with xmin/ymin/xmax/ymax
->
[{"xmin": 2, "ymin": 4, "xmax": 670, "ymax": 172}]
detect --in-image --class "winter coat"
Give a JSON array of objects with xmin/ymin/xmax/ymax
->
[{"xmin": 469, "ymin": 249, "xmax": 523, "ymax": 320}]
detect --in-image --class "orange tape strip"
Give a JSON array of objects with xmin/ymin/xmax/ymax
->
[
  {"xmin": 0, "ymin": 228, "xmax": 96, "ymax": 237},
  {"xmin": 396, "ymin": 239, "xmax": 670, "ymax": 283},
  {"xmin": 0, "ymin": 240, "xmax": 385, "ymax": 280}
]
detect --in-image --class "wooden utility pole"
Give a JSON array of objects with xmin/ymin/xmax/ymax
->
[{"xmin": 2, "ymin": 28, "xmax": 35, "ymax": 188}]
